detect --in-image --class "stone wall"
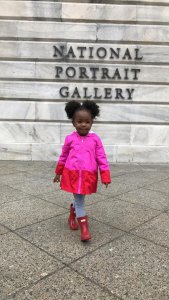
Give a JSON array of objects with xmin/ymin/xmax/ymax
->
[{"xmin": 0, "ymin": 0, "xmax": 169, "ymax": 162}]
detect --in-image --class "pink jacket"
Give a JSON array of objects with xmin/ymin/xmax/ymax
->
[{"xmin": 55, "ymin": 131, "xmax": 111, "ymax": 194}]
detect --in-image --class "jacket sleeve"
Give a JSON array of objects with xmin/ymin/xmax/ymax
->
[
  {"xmin": 96, "ymin": 137, "xmax": 111, "ymax": 183},
  {"xmin": 55, "ymin": 136, "xmax": 70, "ymax": 175}
]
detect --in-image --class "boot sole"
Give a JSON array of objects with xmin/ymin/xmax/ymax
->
[{"xmin": 81, "ymin": 237, "xmax": 91, "ymax": 241}]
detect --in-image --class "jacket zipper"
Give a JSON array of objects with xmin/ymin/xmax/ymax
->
[
  {"xmin": 77, "ymin": 136, "xmax": 83, "ymax": 193},
  {"xmin": 78, "ymin": 170, "xmax": 82, "ymax": 194}
]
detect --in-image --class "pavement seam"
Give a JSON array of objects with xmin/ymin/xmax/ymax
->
[
  {"xmin": 7, "ymin": 265, "xmax": 67, "ymax": 299},
  {"xmin": 88, "ymin": 207, "xmax": 162, "ymax": 234},
  {"xmin": 67, "ymin": 266, "xmax": 123, "ymax": 300},
  {"xmin": 8, "ymin": 264, "xmax": 121, "ymax": 300},
  {"xmin": 1, "ymin": 218, "xmax": 125, "ymax": 264},
  {"xmin": 67, "ymin": 232, "xmax": 127, "ymax": 266},
  {"xmin": 97, "ymin": 175, "xmax": 169, "ymax": 199},
  {"xmin": 107, "ymin": 195, "xmax": 167, "ymax": 213},
  {"xmin": 129, "ymin": 230, "xmax": 169, "ymax": 251},
  {"xmin": 87, "ymin": 214, "xmax": 169, "ymax": 251},
  {"xmin": 1, "ymin": 224, "xmax": 70, "ymax": 266},
  {"xmin": 1, "ymin": 226, "xmax": 125, "ymax": 299},
  {"xmin": 127, "ymin": 211, "xmax": 165, "ymax": 232},
  {"xmin": 144, "ymin": 186, "xmax": 169, "ymax": 197},
  {"xmin": 0, "ymin": 210, "xmax": 68, "ymax": 232},
  {"xmin": 34, "ymin": 193, "xmax": 112, "ymax": 209}
]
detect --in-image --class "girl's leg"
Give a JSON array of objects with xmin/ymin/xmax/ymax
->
[
  {"xmin": 74, "ymin": 194, "xmax": 91, "ymax": 241},
  {"xmin": 68, "ymin": 195, "xmax": 79, "ymax": 230},
  {"xmin": 73, "ymin": 194, "xmax": 85, "ymax": 218}
]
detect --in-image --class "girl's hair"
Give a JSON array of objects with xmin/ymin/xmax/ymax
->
[{"xmin": 65, "ymin": 100, "xmax": 100, "ymax": 119}]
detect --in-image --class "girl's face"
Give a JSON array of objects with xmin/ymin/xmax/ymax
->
[{"xmin": 72, "ymin": 109, "xmax": 93, "ymax": 136}]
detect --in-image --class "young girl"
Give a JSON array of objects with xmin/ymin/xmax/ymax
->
[{"xmin": 53, "ymin": 100, "xmax": 111, "ymax": 241}]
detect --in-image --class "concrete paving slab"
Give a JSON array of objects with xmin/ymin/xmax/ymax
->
[
  {"xmin": 86, "ymin": 198, "xmax": 160, "ymax": 231},
  {"xmin": 131, "ymin": 213, "xmax": 169, "ymax": 248},
  {"xmin": 139, "ymin": 164, "xmax": 169, "ymax": 172},
  {"xmin": 0, "ymin": 196, "xmax": 67, "ymax": 230},
  {"xmin": 36, "ymin": 189, "xmax": 109, "ymax": 209},
  {"xmin": 6, "ymin": 179, "xmax": 60, "ymax": 196},
  {"xmin": 0, "ymin": 161, "xmax": 32, "ymax": 169},
  {"xmin": 147, "ymin": 179, "xmax": 169, "ymax": 195},
  {"xmin": 14, "ymin": 162, "xmax": 55, "ymax": 174},
  {"xmin": 16, "ymin": 214, "xmax": 124, "ymax": 264},
  {"xmin": 7, "ymin": 267, "xmax": 118, "ymax": 300},
  {"xmin": 0, "ymin": 168, "xmax": 22, "ymax": 176},
  {"xmin": 71, "ymin": 234, "xmax": 169, "ymax": 300},
  {"xmin": 118, "ymin": 187, "xmax": 169, "ymax": 211},
  {"xmin": 1, "ymin": 161, "xmax": 169, "ymax": 300},
  {"xmin": 0, "ymin": 185, "xmax": 30, "ymax": 204},
  {"xmin": 0, "ymin": 232, "xmax": 63, "ymax": 299},
  {"xmin": 112, "ymin": 171, "xmax": 169, "ymax": 188},
  {"xmin": 0, "ymin": 224, "xmax": 9, "ymax": 235},
  {"xmin": 110, "ymin": 163, "xmax": 142, "ymax": 173},
  {"xmin": 0, "ymin": 172, "xmax": 49, "ymax": 185},
  {"xmin": 97, "ymin": 181, "xmax": 136, "ymax": 197}
]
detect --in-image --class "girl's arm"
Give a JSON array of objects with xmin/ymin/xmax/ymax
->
[
  {"xmin": 54, "ymin": 135, "xmax": 70, "ymax": 176},
  {"xmin": 96, "ymin": 137, "xmax": 111, "ymax": 185}
]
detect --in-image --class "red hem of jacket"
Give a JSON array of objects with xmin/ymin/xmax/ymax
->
[{"xmin": 60, "ymin": 167, "xmax": 98, "ymax": 194}]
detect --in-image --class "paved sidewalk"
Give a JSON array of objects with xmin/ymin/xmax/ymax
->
[{"xmin": 0, "ymin": 161, "xmax": 169, "ymax": 300}]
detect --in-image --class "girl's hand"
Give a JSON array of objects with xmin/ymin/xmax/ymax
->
[
  {"xmin": 103, "ymin": 183, "xmax": 110, "ymax": 188},
  {"xmin": 53, "ymin": 174, "xmax": 61, "ymax": 183}
]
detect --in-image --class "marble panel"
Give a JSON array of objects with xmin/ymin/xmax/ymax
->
[
  {"xmin": 0, "ymin": 20, "xmax": 96, "ymax": 40},
  {"xmin": 137, "ymin": 5, "xmax": 169, "ymax": 22},
  {"xmin": 118, "ymin": 0, "xmax": 169, "ymax": 3},
  {"xmin": 1, "ymin": 41, "xmax": 169, "ymax": 63},
  {"xmin": 2, "ymin": 61, "xmax": 169, "ymax": 83},
  {"xmin": 62, "ymin": 3, "xmax": 97, "ymax": 20},
  {"xmin": 35, "ymin": 62, "xmax": 169, "ymax": 83},
  {"xmin": 1, "ymin": 20, "xmax": 169, "ymax": 43},
  {"xmin": 0, "ymin": 144, "xmax": 31, "ymax": 160},
  {"xmin": 34, "ymin": 102, "xmax": 169, "ymax": 123},
  {"xmin": 131, "ymin": 146, "xmax": 169, "ymax": 163},
  {"xmin": 97, "ymin": 24, "xmax": 169, "ymax": 43},
  {"xmin": 0, "ymin": 1, "xmax": 61, "ymax": 18},
  {"xmin": 0, "ymin": 20, "xmax": 17, "ymax": 37},
  {"xmin": 1, "ymin": 81, "xmax": 169, "ymax": 103},
  {"xmin": 0, "ymin": 101, "xmax": 35, "ymax": 120},
  {"xmin": 0, "ymin": 143, "xmax": 169, "ymax": 162},
  {"xmin": 60, "ymin": 123, "xmax": 131, "ymax": 144},
  {"xmin": 137, "ymin": 45, "xmax": 169, "ymax": 63},
  {"xmin": 0, "ymin": 61, "xmax": 35, "ymax": 79},
  {"xmin": 32, "ymin": 143, "xmax": 62, "ymax": 161},
  {"xmin": 104, "ymin": 145, "xmax": 169, "ymax": 163},
  {"xmin": 62, "ymin": 3, "xmax": 169, "ymax": 23},
  {"xmin": 16, "ymin": 21, "xmax": 96, "ymax": 40},
  {"xmin": 62, "ymin": 3, "xmax": 136, "ymax": 21},
  {"xmin": 131, "ymin": 125, "xmax": 169, "ymax": 146},
  {"xmin": 0, "ymin": 122, "xmax": 61, "ymax": 143}
]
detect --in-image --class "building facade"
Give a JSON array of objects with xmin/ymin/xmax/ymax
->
[{"xmin": 0, "ymin": 0, "xmax": 169, "ymax": 162}]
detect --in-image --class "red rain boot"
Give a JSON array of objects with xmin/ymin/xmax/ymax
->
[
  {"xmin": 68, "ymin": 204, "xmax": 78, "ymax": 230},
  {"xmin": 77, "ymin": 215, "xmax": 91, "ymax": 241}
]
